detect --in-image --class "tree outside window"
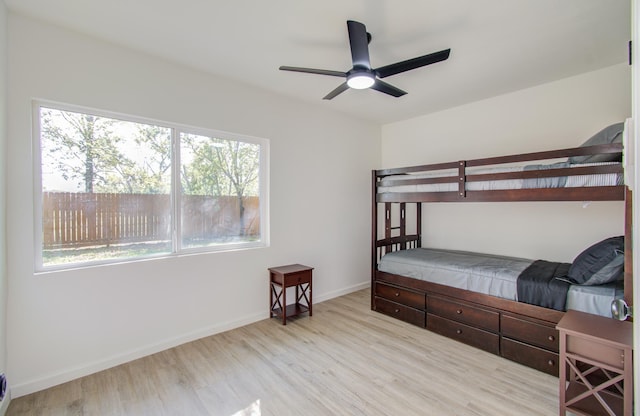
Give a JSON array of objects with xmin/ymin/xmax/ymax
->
[
  {"xmin": 37, "ymin": 104, "xmax": 266, "ymax": 269},
  {"xmin": 180, "ymin": 133, "xmax": 261, "ymax": 248}
]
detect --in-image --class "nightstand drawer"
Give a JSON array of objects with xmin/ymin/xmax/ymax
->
[
  {"xmin": 501, "ymin": 337, "xmax": 558, "ymax": 376},
  {"xmin": 502, "ymin": 314, "xmax": 559, "ymax": 352},
  {"xmin": 375, "ymin": 282, "xmax": 425, "ymax": 310},
  {"xmin": 427, "ymin": 313, "xmax": 499, "ymax": 354},
  {"xmin": 567, "ymin": 337, "xmax": 627, "ymax": 370},
  {"xmin": 283, "ymin": 271, "xmax": 311, "ymax": 285},
  {"xmin": 428, "ymin": 295, "xmax": 499, "ymax": 332},
  {"xmin": 375, "ymin": 297, "xmax": 425, "ymax": 327}
]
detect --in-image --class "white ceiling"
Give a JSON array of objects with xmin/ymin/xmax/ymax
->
[{"xmin": 4, "ymin": 0, "xmax": 631, "ymax": 124}]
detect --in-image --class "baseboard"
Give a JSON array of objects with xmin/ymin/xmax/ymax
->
[
  {"xmin": 10, "ymin": 310, "xmax": 265, "ymax": 398},
  {"xmin": 0, "ymin": 389, "xmax": 10, "ymax": 416},
  {"xmin": 314, "ymin": 281, "xmax": 370, "ymax": 303},
  {"xmin": 10, "ymin": 281, "xmax": 371, "ymax": 398}
]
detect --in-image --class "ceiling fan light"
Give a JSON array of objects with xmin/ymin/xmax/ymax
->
[{"xmin": 347, "ymin": 73, "xmax": 375, "ymax": 89}]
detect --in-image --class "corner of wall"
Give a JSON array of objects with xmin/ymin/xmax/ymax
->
[{"xmin": 0, "ymin": 1, "xmax": 8, "ymax": 413}]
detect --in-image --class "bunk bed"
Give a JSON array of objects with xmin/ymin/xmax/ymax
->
[{"xmin": 371, "ymin": 123, "xmax": 631, "ymax": 376}]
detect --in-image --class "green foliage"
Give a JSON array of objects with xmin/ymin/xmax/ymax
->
[
  {"xmin": 41, "ymin": 108, "xmax": 125, "ymax": 193},
  {"xmin": 41, "ymin": 108, "xmax": 172, "ymax": 194},
  {"xmin": 180, "ymin": 134, "xmax": 260, "ymax": 197},
  {"xmin": 96, "ymin": 125, "xmax": 172, "ymax": 194}
]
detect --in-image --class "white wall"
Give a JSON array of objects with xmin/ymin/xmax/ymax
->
[
  {"xmin": 6, "ymin": 14, "xmax": 380, "ymax": 396},
  {"xmin": 382, "ymin": 63, "xmax": 630, "ymax": 262},
  {"xmin": 0, "ymin": 1, "xmax": 8, "ymax": 413}
]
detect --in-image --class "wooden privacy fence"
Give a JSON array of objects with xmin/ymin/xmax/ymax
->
[{"xmin": 42, "ymin": 192, "xmax": 260, "ymax": 249}]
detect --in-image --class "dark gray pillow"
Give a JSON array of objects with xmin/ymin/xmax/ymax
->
[
  {"xmin": 567, "ymin": 236, "xmax": 624, "ymax": 285},
  {"xmin": 569, "ymin": 122, "xmax": 624, "ymax": 164}
]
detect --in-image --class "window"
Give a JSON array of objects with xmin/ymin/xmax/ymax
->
[{"xmin": 35, "ymin": 102, "xmax": 268, "ymax": 270}]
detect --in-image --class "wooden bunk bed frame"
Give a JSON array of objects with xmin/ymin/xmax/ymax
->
[{"xmin": 371, "ymin": 142, "xmax": 631, "ymax": 376}]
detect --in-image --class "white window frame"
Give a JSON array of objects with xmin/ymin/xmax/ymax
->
[{"xmin": 33, "ymin": 100, "xmax": 270, "ymax": 272}]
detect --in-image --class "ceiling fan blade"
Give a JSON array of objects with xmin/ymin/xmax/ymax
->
[
  {"xmin": 370, "ymin": 79, "xmax": 407, "ymax": 97},
  {"xmin": 323, "ymin": 82, "xmax": 350, "ymax": 100},
  {"xmin": 279, "ymin": 66, "xmax": 347, "ymax": 77},
  {"xmin": 347, "ymin": 20, "xmax": 371, "ymax": 69},
  {"xmin": 375, "ymin": 48, "xmax": 451, "ymax": 79}
]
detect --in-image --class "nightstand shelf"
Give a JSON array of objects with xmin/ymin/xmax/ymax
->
[
  {"xmin": 271, "ymin": 303, "xmax": 310, "ymax": 320},
  {"xmin": 563, "ymin": 381, "xmax": 623, "ymax": 416}
]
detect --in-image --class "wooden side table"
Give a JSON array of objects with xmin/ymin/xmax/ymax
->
[
  {"xmin": 269, "ymin": 264, "xmax": 313, "ymax": 325},
  {"xmin": 556, "ymin": 309, "xmax": 633, "ymax": 416}
]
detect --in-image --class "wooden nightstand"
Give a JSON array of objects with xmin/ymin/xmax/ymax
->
[
  {"xmin": 269, "ymin": 264, "xmax": 313, "ymax": 325},
  {"xmin": 556, "ymin": 309, "xmax": 633, "ymax": 416}
]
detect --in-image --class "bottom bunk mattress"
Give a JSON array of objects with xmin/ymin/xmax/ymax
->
[{"xmin": 377, "ymin": 247, "xmax": 623, "ymax": 318}]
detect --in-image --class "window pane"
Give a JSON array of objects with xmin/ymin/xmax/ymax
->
[
  {"xmin": 180, "ymin": 133, "xmax": 261, "ymax": 249},
  {"xmin": 40, "ymin": 107, "xmax": 172, "ymax": 267}
]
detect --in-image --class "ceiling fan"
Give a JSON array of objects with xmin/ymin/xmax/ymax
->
[{"xmin": 279, "ymin": 20, "xmax": 451, "ymax": 100}]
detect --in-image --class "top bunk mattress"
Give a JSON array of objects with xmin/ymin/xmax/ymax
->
[
  {"xmin": 377, "ymin": 161, "xmax": 623, "ymax": 194},
  {"xmin": 375, "ymin": 122, "xmax": 626, "ymax": 202},
  {"xmin": 377, "ymin": 247, "xmax": 623, "ymax": 318}
]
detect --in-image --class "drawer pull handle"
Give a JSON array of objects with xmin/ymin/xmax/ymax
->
[
  {"xmin": 547, "ymin": 360, "xmax": 555, "ymax": 366},
  {"xmin": 548, "ymin": 335, "xmax": 555, "ymax": 342},
  {"xmin": 394, "ymin": 309, "xmax": 400, "ymax": 313},
  {"xmin": 456, "ymin": 309, "xmax": 463, "ymax": 314},
  {"xmin": 456, "ymin": 329, "xmax": 462, "ymax": 334},
  {"xmin": 395, "ymin": 292, "xmax": 400, "ymax": 297}
]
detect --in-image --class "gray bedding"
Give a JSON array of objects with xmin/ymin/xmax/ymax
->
[
  {"xmin": 377, "ymin": 248, "xmax": 623, "ymax": 318},
  {"xmin": 377, "ymin": 162, "xmax": 623, "ymax": 194}
]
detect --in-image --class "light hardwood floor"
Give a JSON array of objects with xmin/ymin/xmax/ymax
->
[{"xmin": 7, "ymin": 289, "xmax": 559, "ymax": 415}]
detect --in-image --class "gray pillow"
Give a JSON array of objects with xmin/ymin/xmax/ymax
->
[
  {"xmin": 568, "ymin": 122, "xmax": 624, "ymax": 164},
  {"xmin": 567, "ymin": 236, "xmax": 624, "ymax": 285}
]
